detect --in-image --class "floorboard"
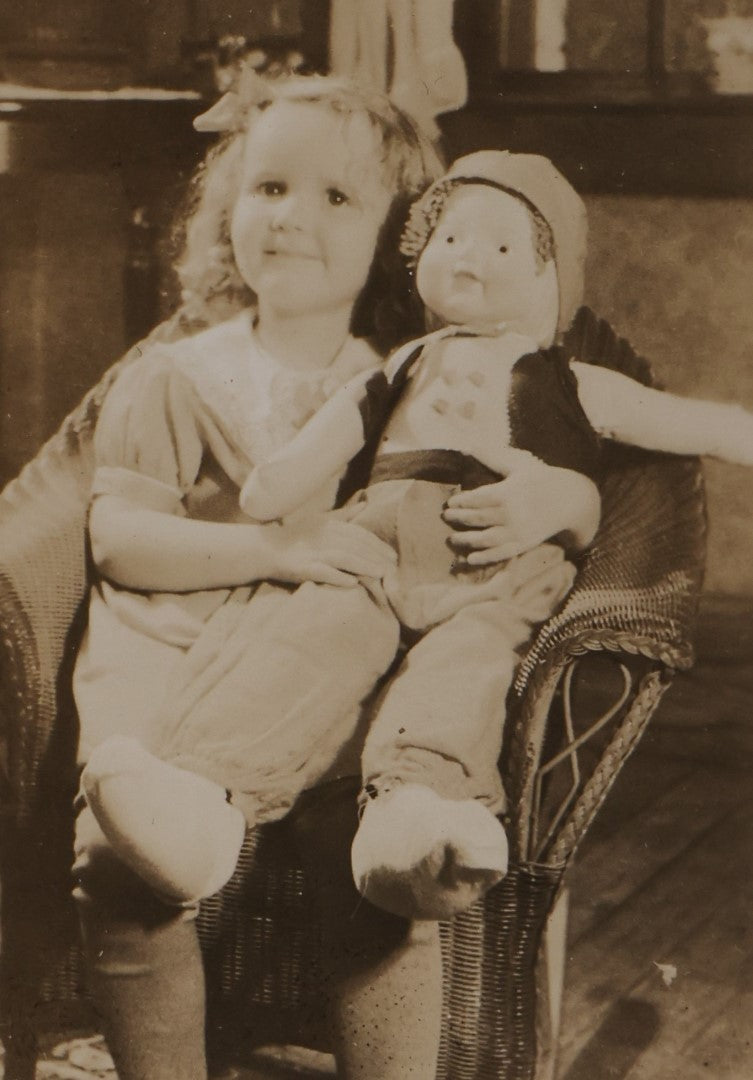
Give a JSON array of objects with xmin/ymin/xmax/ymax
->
[{"xmin": 557, "ymin": 595, "xmax": 753, "ymax": 1079}]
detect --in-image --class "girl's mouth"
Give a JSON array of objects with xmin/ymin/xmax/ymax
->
[{"xmin": 264, "ymin": 246, "xmax": 318, "ymax": 260}]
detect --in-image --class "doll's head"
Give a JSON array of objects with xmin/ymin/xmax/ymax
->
[
  {"xmin": 401, "ymin": 151, "xmax": 587, "ymax": 345},
  {"xmin": 175, "ymin": 74, "xmax": 442, "ymax": 350}
]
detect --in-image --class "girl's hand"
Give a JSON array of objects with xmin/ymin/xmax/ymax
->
[
  {"xmin": 442, "ymin": 450, "xmax": 601, "ymax": 565},
  {"xmin": 258, "ymin": 514, "xmax": 397, "ymax": 588}
]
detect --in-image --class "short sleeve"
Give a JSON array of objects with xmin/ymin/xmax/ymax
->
[{"xmin": 91, "ymin": 351, "xmax": 206, "ymax": 515}]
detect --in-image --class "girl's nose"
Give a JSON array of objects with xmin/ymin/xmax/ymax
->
[{"xmin": 270, "ymin": 194, "xmax": 306, "ymax": 231}]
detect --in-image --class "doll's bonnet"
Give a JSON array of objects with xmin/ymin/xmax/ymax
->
[{"xmin": 401, "ymin": 150, "xmax": 588, "ymax": 336}]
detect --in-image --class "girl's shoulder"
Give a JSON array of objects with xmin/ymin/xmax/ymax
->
[
  {"xmin": 167, "ymin": 310, "xmax": 255, "ymax": 369},
  {"xmin": 101, "ymin": 312, "xmax": 256, "ymax": 418},
  {"xmin": 119, "ymin": 312, "xmax": 255, "ymax": 386}
]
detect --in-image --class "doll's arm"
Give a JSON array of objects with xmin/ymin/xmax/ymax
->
[
  {"xmin": 572, "ymin": 361, "xmax": 753, "ymax": 465},
  {"xmin": 239, "ymin": 368, "xmax": 379, "ymax": 521}
]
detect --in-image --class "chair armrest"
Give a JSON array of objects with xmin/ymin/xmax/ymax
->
[
  {"xmin": 505, "ymin": 447, "xmax": 705, "ymax": 867},
  {"xmin": 516, "ymin": 452, "xmax": 706, "ymax": 692},
  {"xmin": 501, "ymin": 311, "xmax": 708, "ymax": 868},
  {"xmin": 0, "ymin": 438, "xmax": 92, "ymax": 823},
  {"xmin": 509, "ymin": 647, "xmax": 670, "ymax": 866}
]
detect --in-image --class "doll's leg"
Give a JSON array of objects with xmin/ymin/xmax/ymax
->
[
  {"xmin": 290, "ymin": 782, "xmax": 443, "ymax": 1080},
  {"xmin": 73, "ymin": 805, "xmax": 208, "ymax": 1080},
  {"xmin": 81, "ymin": 738, "xmax": 247, "ymax": 904},
  {"xmin": 352, "ymin": 598, "xmax": 532, "ymax": 919},
  {"xmin": 82, "ymin": 581, "xmax": 400, "ymax": 903}
]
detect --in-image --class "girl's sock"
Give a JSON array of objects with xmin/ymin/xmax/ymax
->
[
  {"xmin": 331, "ymin": 919, "xmax": 443, "ymax": 1079},
  {"xmin": 351, "ymin": 783, "xmax": 508, "ymax": 920},
  {"xmin": 81, "ymin": 736, "xmax": 246, "ymax": 904},
  {"xmin": 79, "ymin": 899, "xmax": 208, "ymax": 1080}
]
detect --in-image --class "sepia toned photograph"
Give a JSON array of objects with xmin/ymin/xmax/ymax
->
[{"xmin": 0, "ymin": 2, "xmax": 751, "ymax": 1078}]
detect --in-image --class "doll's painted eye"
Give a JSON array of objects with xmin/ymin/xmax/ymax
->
[
  {"xmin": 498, "ymin": 244, "xmax": 508, "ymax": 253},
  {"xmin": 446, "ymin": 235, "xmax": 455, "ymax": 244}
]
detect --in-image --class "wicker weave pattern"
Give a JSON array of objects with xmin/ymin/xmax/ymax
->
[{"xmin": 0, "ymin": 309, "xmax": 706, "ymax": 1079}]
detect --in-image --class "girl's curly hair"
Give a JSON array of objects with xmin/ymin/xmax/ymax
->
[{"xmin": 171, "ymin": 75, "xmax": 444, "ymax": 353}]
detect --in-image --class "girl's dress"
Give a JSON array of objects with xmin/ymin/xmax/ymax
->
[{"xmin": 73, "ymin": 311, "xmax": 394, "ymax": 821}]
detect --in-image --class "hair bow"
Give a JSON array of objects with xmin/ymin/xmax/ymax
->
[{"xmin": 193, "ymin": 64, "xmax": 272, "ymax": 133}]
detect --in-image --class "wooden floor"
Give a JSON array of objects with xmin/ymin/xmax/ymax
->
[
  {"xmin": 33, "ymin": 595, "xmax": 753, "ymax": 1080},
  {"xmin": 557, "ymin": 594, "xmax": 753, "ymax": 1080}
]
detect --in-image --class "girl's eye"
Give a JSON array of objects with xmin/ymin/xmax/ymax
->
[
  {"xmin": 327, "ymin": 188, "xmax": 349, "ymax": 206},
  {"xmin": 258, "ymin": 180, "xmax": 286, "ymax": 197}
]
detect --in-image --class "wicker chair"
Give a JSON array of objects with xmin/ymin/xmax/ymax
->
[{"xmin": 0, "ymin": 307, "xmax": 706, "ymax": 1080}]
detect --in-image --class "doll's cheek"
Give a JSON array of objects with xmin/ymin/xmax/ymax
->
[{"xmin": 415, "ymin": 253, "xmax": 448, "ymax": 312}]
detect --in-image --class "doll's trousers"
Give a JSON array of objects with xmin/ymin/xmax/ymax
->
[
  {"xmin": 72, "ymin": 780, "xmax": 442, "ymax": 1080},
  {"xmin": 347, "ymin": 478, "xmax": 575, "ymax": 809}
]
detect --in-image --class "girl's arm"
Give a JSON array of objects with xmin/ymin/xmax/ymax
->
[
  {"xmin": 572, "ymin": 361, "xmax": 753, "ymax": 465},
  {"xmin": 443, "ymin": 453, "xmax": 601, "ymax": 563},
  {"xmin": 89, "ymin": 494, "xmax": 396, "ymax": 592}
]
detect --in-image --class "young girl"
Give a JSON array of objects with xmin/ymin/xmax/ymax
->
[
  {"xmin": 72, "ymin": 75, "xmax": 599, "ymax": 1080},
  {"xmin": 83, "ymin": 147, "xmax": 753, "ymax": 934}
]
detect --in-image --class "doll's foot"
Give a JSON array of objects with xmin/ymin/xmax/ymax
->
[
  {"xmin": 81, "ymin": 736, "xmax": 246, "ymax": 904},
  {"xmin": 351, "ymin": 783, "xmax": 508, "ymax": 920}
]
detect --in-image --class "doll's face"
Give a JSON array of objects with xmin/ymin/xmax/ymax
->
[
  {"xmin": 230, "ymin": 100, "xmax": 392, "ymax": 320},
  {"xmin": 415, "ymin": 184, "xmax": 559, "ymax": 342}
]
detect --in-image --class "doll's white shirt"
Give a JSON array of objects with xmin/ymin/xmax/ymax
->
[
  {"xmin": 382, "ymin": 330, "xmax": 541, "ymax": 474},
  {"xmin": 382, "ymin": 327, "xmax": 753, "ymax": 470}
]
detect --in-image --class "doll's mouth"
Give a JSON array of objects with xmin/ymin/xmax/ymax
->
[{"xmin": 451, "ymin": 268, "xmax": 482, "ymax": 285}]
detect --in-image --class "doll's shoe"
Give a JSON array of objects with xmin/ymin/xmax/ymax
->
[
  {"xmin": 82, "ymin": 736, "xmax": 246, "ymax": 904},
  {"xmin": 351, "ymin": 783, "xmax": 508, "ymax": 920}
]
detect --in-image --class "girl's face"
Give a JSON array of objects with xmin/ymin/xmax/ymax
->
[
  {"xmin": 231, "ymin": 100, "xmax": 392, "ymax": 321},
  {"xmin": 416, "ymin": 184, "xmax": 559, "ymax": 341}
]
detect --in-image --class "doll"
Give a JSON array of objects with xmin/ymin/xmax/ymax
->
[{"xmin": 238, "ymin": 150, "xmax": 753, "ymax": 920}]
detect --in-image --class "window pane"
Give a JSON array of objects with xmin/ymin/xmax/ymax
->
[
  {"xmin": 497, "ymin": 1, "xmax": 650, "ymax": 73},
  {"xmin": 666, "ymin": 0, "xmax": 753, "ymax": 92},
  {"xmin": 564, "ymin": 0, "xmax": 648, "ymax": 71}
]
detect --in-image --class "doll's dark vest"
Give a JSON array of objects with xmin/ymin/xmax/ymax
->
[{"xmin": 336, "ymin": 337, "xmax": 602, "ymax": 507}]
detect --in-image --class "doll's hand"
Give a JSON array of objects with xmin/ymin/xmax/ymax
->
[
  {"xmin": 258, "ymin": 514, "xmax": 397, "ymax": 588},
  {"xmin": 442, "ymin": 451, "xmax": 601, "ymax": 565}
]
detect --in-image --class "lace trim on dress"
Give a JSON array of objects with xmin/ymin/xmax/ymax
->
[{"xmin": 176, "ymin": 313, "xmax": 381, "ymax": 466}]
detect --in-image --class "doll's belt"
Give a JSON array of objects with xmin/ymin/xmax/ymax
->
[{"xmin": 369, "ymin": 449, "xmax": 501, "ymax": 491}]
